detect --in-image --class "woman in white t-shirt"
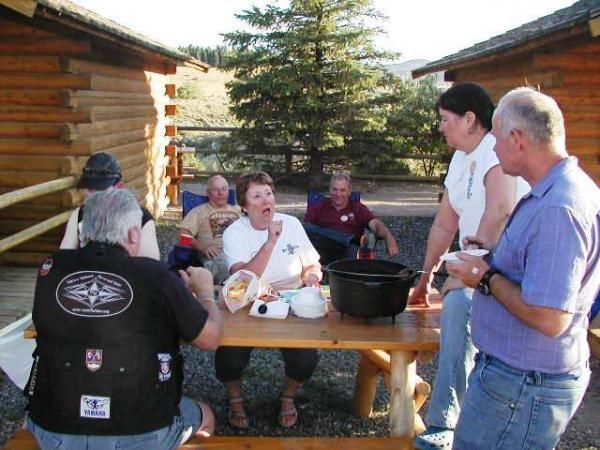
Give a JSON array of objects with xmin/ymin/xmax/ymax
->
[
  {"xmin": 219, "ymin": 172, "xmax": 322, "ymax": 429},
  {"xmin": 411, "ymin": 84, "xmax": 529, "ymax": 450}
]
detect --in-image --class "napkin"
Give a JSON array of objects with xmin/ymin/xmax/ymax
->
[{"xmin": 249, "ymin": 300, "xmax": 290, "ymax": 319}]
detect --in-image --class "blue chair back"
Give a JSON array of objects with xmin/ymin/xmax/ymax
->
[
  {"xmin": 307, "ymin": 190, "xmax": 360, "ymax": 208},
  {"xmin": 182, "ymin": 189, "xmax": 236, "ymax": 217}
]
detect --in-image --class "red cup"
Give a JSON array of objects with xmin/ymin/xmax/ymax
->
[{"xmin": 179, "ymin": 233, "xmax": 193, "ymax": 246}]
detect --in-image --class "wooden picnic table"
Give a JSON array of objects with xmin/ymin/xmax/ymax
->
[
  {"xmin": 218, "ymin": 291, "xmax": 441, "ymax": 438},
  {"xmin": 25, "ymin": 291, "xmax": 441, "ymax": 439}
]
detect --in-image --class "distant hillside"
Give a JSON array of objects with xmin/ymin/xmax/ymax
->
[{"xmin": 384, "ymin": 59, "xmax": 429, "ymax": 78}]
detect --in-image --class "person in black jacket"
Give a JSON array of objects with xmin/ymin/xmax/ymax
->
[{"xmin": 26, "ymin": 189, "xmax": 223, "ymax": 450}]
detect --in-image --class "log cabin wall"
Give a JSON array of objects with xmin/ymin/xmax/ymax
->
[
  {"xmin": 446, "ymin": 36, "xmax": 600, "ymax": 183},
  {"xmin": 0, "ymin": 6, "xmax": 180, "ymax": 266}
]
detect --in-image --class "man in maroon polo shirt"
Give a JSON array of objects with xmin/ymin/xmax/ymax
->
[{"xmin": 304, "ymin": 172, "xmax": 399, "ymax": 266}]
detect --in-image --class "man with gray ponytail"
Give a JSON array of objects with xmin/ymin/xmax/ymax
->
[
  {"xmin": 26, "ymin": 189, "xmax": 223, "ymax": 450},
  {"xmin": 446, "ymin": 88, "xmax": 599, "ymax": 449}
]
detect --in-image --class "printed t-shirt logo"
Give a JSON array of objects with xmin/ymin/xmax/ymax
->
[{"xmin": 56, "ymin": 271, "xmax": 133, "ymax": 317}]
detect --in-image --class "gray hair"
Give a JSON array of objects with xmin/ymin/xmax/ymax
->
[
  {"xmin": 330, "ymin": 172, "xmax": 352, "ymax": 188},
  {"xmin": 494, "ymin": 87, "xmax": 565, "ymax": 149},
  {"xmin": 80, "ymin": 189, "xmax": 142, "ymax": 246}
]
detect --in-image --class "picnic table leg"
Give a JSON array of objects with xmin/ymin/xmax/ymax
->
[
  {"xmin": 353, "ymin": 352, "xmax": 379, "ymax": 417},
  {"xmin": 389, "ymin": 350, "xmax": 417, "ymax": 437}
]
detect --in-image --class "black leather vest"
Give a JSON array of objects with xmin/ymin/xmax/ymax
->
[{"xmin": 26, "ymin": 244, "xmax": 182, "ymax": 435}]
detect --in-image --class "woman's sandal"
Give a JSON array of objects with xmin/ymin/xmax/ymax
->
[
  {"xmin": 278, "ymin": 395, "xmax": 298, "ymax": 428},
  {"xmin": 227, "ymin": 396, "xmax": 249, "ymax": 429}
]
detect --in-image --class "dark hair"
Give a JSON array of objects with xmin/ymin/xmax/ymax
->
[
  {"xmin": 236, "ymin": 171, "xmax": 275, "ymax": 213},
  {"xmin": 436, "ymin": 83, "xmax": 494, "ymax": 131}
]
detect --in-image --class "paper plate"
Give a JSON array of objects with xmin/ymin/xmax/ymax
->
[{"xmin": 440, "ymin": 248, "xmax": 489, "ymax": 263}]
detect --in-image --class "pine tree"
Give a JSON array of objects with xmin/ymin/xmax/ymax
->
[{"xmin": 222, "ymin": 0, "xmax": 396, "ymax": 188}]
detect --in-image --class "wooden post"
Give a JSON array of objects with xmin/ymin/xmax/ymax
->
[
  {"xmin": 389, "ymin": 350, "xmax": 417, "ymax": 437},
  {"xmin": 353, "ymin": 353, "xmax": 379, "ymax": 418}
]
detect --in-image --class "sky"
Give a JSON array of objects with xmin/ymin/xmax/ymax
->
[{"xmin": 71, "ymin": 0, "xmax": 577, "ymax": 62}]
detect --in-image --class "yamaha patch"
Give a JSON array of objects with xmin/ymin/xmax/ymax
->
[
  {"xmin": 158, "ymin": 353, "xmax": 172, "ymax": 382},
  {"xmin": 56, "ymin": 271, "xmax": 133, "ymax": 317},
  {"xmin": 80, "ymin": 395, "xmax": 110, "ymax": 419},
  {"xmin": 85, "ymin": 349, "xmax": 102, "ymax": 372}
]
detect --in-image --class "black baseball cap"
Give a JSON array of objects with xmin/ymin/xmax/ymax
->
[{"xmin": 77, "ymin": 153, "xmax": 122, "ymax": 191}]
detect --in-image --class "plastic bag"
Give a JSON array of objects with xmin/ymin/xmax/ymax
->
[
  {"xmin": 222, "ymin": 270, "xmax": 275, "ymax": 313},
  {"xmin": 0, "ymin": 314, "xmax": 36, "ymax": 390}
]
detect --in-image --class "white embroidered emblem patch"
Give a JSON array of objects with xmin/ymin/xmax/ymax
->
[
  {"xmin": 158, "ymin": 353, "xmax": 172, "ymax": 382},
  {"xmin": 80, "ymin": 395, "xmax": 110, "ymax": 419},
  {"xmin": 56, "ymin": 271, "xmax": 133, "ymax": 317}
]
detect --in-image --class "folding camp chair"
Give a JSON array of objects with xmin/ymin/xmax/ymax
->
[{"xmin": 168, "ymin": 188, "xmax": 236, "ymax": 272}]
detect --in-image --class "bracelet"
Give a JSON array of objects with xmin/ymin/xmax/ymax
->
[{"xmin": 199, "ymin": 298, "xmax": 217, "ymax": 304}]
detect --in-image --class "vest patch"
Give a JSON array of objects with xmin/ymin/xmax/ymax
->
[
  {"xmin": 158, "ymin": 353, "xmax": 172, "ymax": 382},
  {"xmin": 80, "ymin": 395, "xmax": 110, "ymax": 419},
  {"xmin": 56, "ymin": 271, "xmax": 133, "ymax": 317},
  {"xmin": 85, "ymin": 349, "xmax": 102, "ymax": 372},
  {"xmin": 39, "ymin": 258, "xmax": 53, "ymax": 277}
]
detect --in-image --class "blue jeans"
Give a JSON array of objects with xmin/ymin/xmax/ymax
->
[
  {"xmin": 27, "ymin": 396, "xmax": 202, "ymax": 450},
  {"xmin": 426, "ymin": 288, "xmax": 477, "ymax": 430},
  {"xmin": 454, "ymin": 353, "xmax": 590, "ymax": 450}
]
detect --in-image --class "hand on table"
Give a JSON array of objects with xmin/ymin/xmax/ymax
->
[{"xmin": 409, "ymin": 277, "xmax": 432, "ymax": 307}]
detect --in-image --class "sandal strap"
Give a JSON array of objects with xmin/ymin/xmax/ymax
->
[
  {"xmin": 228, "ymin": 396, "xmax": 244, "ymax": 405},
  {"xmin": 280, "ymin": 395, "xmax": 295, "ymax": 402}
]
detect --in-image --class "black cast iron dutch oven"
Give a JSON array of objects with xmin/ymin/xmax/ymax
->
[{"xmin": 324, "ymin": 259, "xmax": 420, "ymax": 322}]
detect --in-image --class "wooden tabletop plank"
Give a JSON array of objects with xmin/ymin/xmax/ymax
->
[
  {"xmin": 25, "ymin": 291, "xmax": 441, "ymax": 352},
  {"xmin": 219, "ymin": 299, "xmax": 441, "ymax": 351}
]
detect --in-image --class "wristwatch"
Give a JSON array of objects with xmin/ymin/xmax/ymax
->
[{"xmin": 477, "ymin": 268, "xmax": 501, "ymax": 296}]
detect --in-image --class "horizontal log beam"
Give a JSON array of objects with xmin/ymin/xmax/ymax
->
[
  {"xmin": 0, "ymin": 251, "xmax": 51, "ymax": 266},
  {"xmin": 86, "ymin": 125, "xmax": 160, "ymax": 152},
  {"xmin": 0, "ymin": 73, "xmax": 90, "ymax": 90},
  {"xmin": 0, "ymin": 170, "xmax": 73, "ymax": 188},
  {"xmin": 0, "ymin": 106, "xmax": 91, "ymax": 123},
  {"xmin": 90, "ymin": 74, "xmax": 166, "ymax": 94},
  {"xmin": 0, "ymin": 122, "xmax": 62, "ymax": 138},
  {"xmin": 87, "ymin": 105, "xmax": 160, "ymax": 121},
  {"xmin": 0, "ymin": 203, "xmax": 64, "ymax": 221},
  {"xmin": 0, "ymin": 210, "xmax": 72, "ymax": 254},
  {"xmin": 0, "ymin": 155, "xmax": 78, "ymax": 174},
  {"xmin": 0, "ymin": 19, "xmax": 58, "ymax": 38},
  {"xmin": 0, "ymin": 138, "xmax": 90, "ymax": 156},
  {"xmin": 0, "ymin": 38, "xmax": 91, "ymax": 55},
  {"xmin": 165, "ymin": 104, "xmax": 176, "ymax": 116},
  {"xmin": 61, "ymin": 117, "xmax": 159, "ymax": 141},
  {"xmin": 534, "ymin": 53, "xmax": 600, "ymax": 71},
  {"xmin": 165, "ymin": 84, "xmax": 176, "ymax": 97},
  {"xmin": 64, "ymin": 93, "xmax": 167, "ymax": 108},
  {"xmin": 0, "ymin": 56, "xmax": 62, "ymax": 72},
  {"xmin": 62, "ymin": 58, "xmax": 166, "ymax": 82},
  {"xmin": 0, "ymin": 88, "xmax": 64, "ymax": 106}
]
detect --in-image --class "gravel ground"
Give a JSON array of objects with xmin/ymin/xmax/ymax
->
[{"xmin": 1, "ymin": 215, "xmax": 598, "ymax": 448}]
